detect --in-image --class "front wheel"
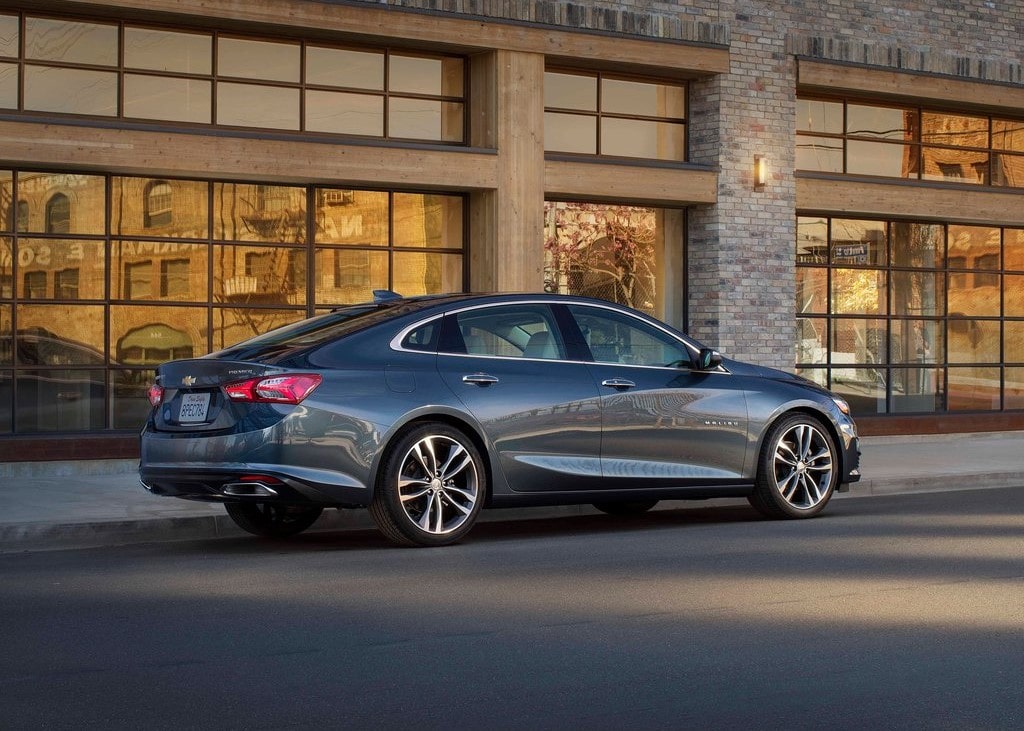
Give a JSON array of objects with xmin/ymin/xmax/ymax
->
[
  {"xmin": 748, "ymin": 414, "xmax": 837, "ymax": 519},
  {"xmin": 224, "ymin": 502, "xmax": 323, "ymax": 538},
  {"xmin": 370, "ymin": 423, "xmax": 486, "ymax": 547}
]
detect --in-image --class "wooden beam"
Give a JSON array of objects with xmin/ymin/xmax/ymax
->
[
  {"xmin": 797, "ymin": 176, "xmax": 1024, "ymax": 227},
  {"xmin": 798, "ymin": 59, "xmax": 1024, "ymax": 114},
  {"xmin": 545, "ymin": 160, "xmax": 718, "ymax": 206}
]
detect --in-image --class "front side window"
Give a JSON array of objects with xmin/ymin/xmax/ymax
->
[{"xmin": 568, "ymin": 305, "xmax": 690, "ymax": 368}]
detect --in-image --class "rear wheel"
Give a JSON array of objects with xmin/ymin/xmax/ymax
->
[
  {"xmin": 592, "ymin": 500, "xmax": 659, "ymax": 516},
  {"xmin": 749, "ymin": 414, "xmax": 837, "ymax": 519},
  {"xmin": 370, "ymin": 423, "xmax": 486, "ymax": 547},
  {"xmin": 224, "ymin": 502, "xmax": 323, "ymax": 538}
]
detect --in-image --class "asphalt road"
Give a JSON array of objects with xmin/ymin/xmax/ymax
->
[{"xmin": 2, "ymin": 488, "xmax": 1023, "ymax": 730}]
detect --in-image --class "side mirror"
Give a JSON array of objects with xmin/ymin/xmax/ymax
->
[{"xmin": 695, "ymin": 348, "xmax": 722, "ymax": 371}]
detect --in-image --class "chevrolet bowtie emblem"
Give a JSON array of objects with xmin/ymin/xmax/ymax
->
[{"xmin": 182, "ymin": 375, "xmax": 197, "ymax": 387}]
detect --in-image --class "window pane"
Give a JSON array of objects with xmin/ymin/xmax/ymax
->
[
  {"xmin": 1005, "ymin": 275, "xmax": 1024, "ymax": 317},
  {"xmin": 992, "ymin": 119, "xmax": 1024, "ymax": 152},
  {"xmin": 17, "ymin": 304, "xmax": 105, "ymax": 365},
  {"xmin": 0, "ymin": 237, "xmax": 10, "ymax": 299},
  {"xmin": 544, "ymin": 112, "xmax": 596, "ymax": 154},
  {"xmin": 111, "ymin": 177, "xmax": 209, "ymax": 238},
  {"xmin": 315, "ymin": 189, "xmax": 388, "ymax": 246},
  {"xmin": 796, "ymin": 317, "xmax": 827, "ymax": 364},
  {"xmin": 830, "ymin": 367, "xmax": 886, "ymax": 415},
  {"xmin": 601, "ymin": 118, "xmax": 684, "ymax": 161},
  {"xmin": 1005, "ymin": 367, "xmax": 1024, "ymax": 409},
  {"xmin": 921, "ymin": 112, "xmax": 987, "ymax": 148},
  {"xmin": 797, "ymin": 99, "xmax": 842, "ymax": 134},
  {"xmin": 218, "ymin": 38, "xmax": 299, "ymax": 82},
  {"xmin": 390, "ymin": 55, "xmax": 452, "ymax": 96},
  {"xmin": 392, "ymin": 251, "xmax": 462, "ymax": 296},
  {"xmin": 847, "ymin": 105, "xmax": 914, "ymax": 140},
  {"xmin": 1004, "ymin": 321, "xmax": 1024, "ymax": 362},
  {"xmin": 991, "ymin": 153, "xmax": 1024, "ymax": 188},
  {"xmin": 0, "ymin": 62, "xmax": 16, "ymax": 109},
  {"xmin": 891, "ymin": 222, "xmax": 943, "ymax": 269},
  {"xmin": 16, "ymin": 173, "xmax": 104, "ymax": 235},
  {"xmin": 306, "ymin": 90, "xmax": 383, "ymax": 136},
  {"xmin": 15, "ymin": 369, "xmax": 105, "ymax": 431},
  {"xmin": 544, "ymin": 72, "xmax": 596, "ymax": 111},
  {"xmin": 111, "ymin": 305, "xmax": 205, "ymax": 364},
  {"xmin": 569, "ymin": 305, "xmax": 687, "ymax": 366},
  {"xmin": 602, "ymin": 78, "xmax": 684, "ymax": 118},
  {"xmin": 213, "ymin": 183, "xmax": 306, "ymax": 242},
  {"xmin": 216, "ymin": 83, "xmax": 299, "ymax": 130},
  {"xmin": 306, "ymin": 46, "xmax": 383, "ymax": 90},
  {"xmin": 212, "ymin": 308, "xmax": 304, "ymax": 350},
  {"xmin": 796, "ymin": 267, "xmax": 826, "ymax": 314},
  {"xmin": 393, "ymin": 194, "xmax": 463, "ymax": 249},
  {"xmin": 111, "ymin": 368, "xmax": 155, "ymax": 429},
  {"xmin": 389, "ymin": 98, "xmax": 463, "ymax": 141},
  {"xmin": 214, "ymin": 245, "xmax": 305, "ymax": 306},
  {"xmin": 454, "ymin": 305, "xmax": 565, "ymax": 360},
  {"xmin": 948, "ymin": 273, "xmax": 999, "ymax": 317},
  {"xmin": 797, "ymin": 216, "xmax": 828, "ymax": 263},
  {"xmin": 124, "ymin": 27, "xmax": 211, "ymax": 74},
  {"xmin": 314, "ymin": 248, "xmax": 388, "ymax": 306},
  {"xmin": 831, "ymin": 269, "xmax": 886, "ymax": 314},
  {"xmin": 921, "ymin": 147, "xmax": 987, "ymax": 184},
  {"xmin": 111, "ymin": 242, "xmax": 207, "ymax": 302},
  {"xmin": 892, "ymin": 271, "xmax": 944, "ymax": 317},
  {"xmin": 947, "ymin": 319, "xmax": 999, "ymax": 362},
  {"xmin": 0, "ymin": 303, "xmax": 10, "ymax": 363},
  {"xmin": 16, "ymin": 239, "xmax": 103, "ymax": 300},
  {"xmin": 948, "ymin": 225, "xmax": 999, "ymax": 269},
  {"xmin": 891, "ymin": 320, "xmax": 942, "ymax": 365},
  {"xmin": 831, "ymin": 319, "xmax": 886, "ymax": 365},
  {"xmin": 947, "ymin": 366, "xmax": 1000, "ymax": 410},
  {"xmin": 25, "ymin": 17, "xmax": 117, "ymax": 65},
  {"xmin": 846, "ymin": 140, "xmax": 916, "ymax": 178},
  {"xmin": 795, "ymin": 134, "xmax": 843, "ymax": 172},
  {"xmin": 0, "ymin": 14, "xmax": 17, "ymax": 57},
  {"xmin": 796, "ymin": 367, "xmax": 828, "ymax": 388},
  {"xmin": 891, "ymin": 367, "xmax": 940, "ymax": 413},
  {"xmin": 830, "ymin": 219, "xmax": 887, "ymax": 265},
  {"xmin": 1005, "ymin": 230, "xmax": 1024, "ymax": 272},
  {"xmin": 24, "ymin": 66, "xmax": 117, "ymax": 116},
  {"xmin": 124, "ymin": 74, "xmax": 211, "ymax": 124}
]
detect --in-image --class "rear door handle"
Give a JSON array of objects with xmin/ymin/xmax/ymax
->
[
  {"xmin": 601, "ymin": 378, "xmax": 636, "ymax": 391},
  {"xmin": 462, "ymin": 373, "xmax": 499, "ymax": 386}
]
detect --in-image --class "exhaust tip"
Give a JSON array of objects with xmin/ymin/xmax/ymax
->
[{"xmin": 222, "ymin": 481, "xmax": 279, "ymax": 497}]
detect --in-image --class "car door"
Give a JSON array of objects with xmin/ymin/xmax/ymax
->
[
  {"xmin": 565, "ymin": 304, "xmax": 750, "ymax": 487},
  {"xmin": 434, "ymin": 302, "xmax": 602, "ymax": 492}
]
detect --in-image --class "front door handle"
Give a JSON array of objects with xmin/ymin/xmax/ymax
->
[
  {"xmin": 462, "ymin": 373, "xmax": 499, "ymax": 386},
  {"xmin": 601, "ymin": 378, "xmax": 636, "ymax": 391}
]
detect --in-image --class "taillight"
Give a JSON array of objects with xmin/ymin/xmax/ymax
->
[
  {"xmin": 223, "ymin": 374, "xmax": 323, "ymax": 404},
  {"xmin": 147, "ymin": 383, "xmax": 164, "ymax": 407}
]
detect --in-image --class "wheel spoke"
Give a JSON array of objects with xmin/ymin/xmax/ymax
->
[
  {"xmin": 397, "ymin": 433, "xmax": 479, "ymax": 536},
  {"xmin": 442, "ymin": 454, "xmax": 474, "ymax": 482},
  {"xmin": 400, "ymin": 486, "xmax": 431, "ymax": 502},
  {"xmin": 438, "ymin": 443, "xmax": 467, "ymax": 478},
  {"xmin": 417, "ymin": 492, "xmax": 437, "ymax": 530},
  {"xmin": 443, "ymin": 484, "xmax": 476, "ymax": 502},
  {"xmin": 399, "ymin": 477, "xmax": 430, "ymax": 490},
  {"xmin": 443, "ymin": 495, "xmax": 471, "ymax": 515},
  {"xmin": 432, "ymin": 494, "xmax": 445, "ymax": 533},
  {"xmin": 778, "ymin": 470, "xmax": 800, "ymax": 500},
  {"xmin": 411, "ymin": 442, "xmax": 433, "ymax": 476}
]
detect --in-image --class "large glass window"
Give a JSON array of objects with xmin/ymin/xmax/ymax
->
[
  {"xmin": 797, "ymin": 96, "xmax": 1024, "ymax": 188},
  {"xmin": 544, "ymin": 70, "xmax": 686, "ymax": 161},
  {"xmin": 796, "ymin": 215, "xmax": 1022, "ymax": 416},
  {"xmin": 0, "ymin": 169, "xmax": 466, "ymax": 434}
]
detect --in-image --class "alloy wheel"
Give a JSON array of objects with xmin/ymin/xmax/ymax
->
[
  {"xmin": 397, "ymin": 434, "xmax": 480, "ymax": 535},
  {"xmin": 771, "ymin": 422, "xmax": 834, "ymax": 510}
]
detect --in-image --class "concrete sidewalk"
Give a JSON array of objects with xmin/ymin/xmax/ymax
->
[{"xmin": 2, "ymin": 431, "xmax": 1023, "ymax": 551}]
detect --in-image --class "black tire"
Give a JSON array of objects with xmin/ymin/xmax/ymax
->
[
  {"xmin": 748, "ymin": 413, "xmax": 837, "ymax": 519},
  {"xmin": 592, "ymin": 500, "xmax": 659, "ymax": 516},
  {"xmin": 224, "ymin": 502, "xmax": 323, "ymax": 538},
  {"xmin": 369, "ymin": 423, "xmax": 486, "ymax": 547}
]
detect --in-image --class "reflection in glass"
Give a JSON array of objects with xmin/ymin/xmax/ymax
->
[
  {"xmin": 218, "ymin": 38, "xmax": 299, "ymax": 82},
  {"xmin": 797, "ymin": 99, "xmax": 842, "ymax": 134},
  {"xmin": 890, "ymin": 367, "xmax": 940, "ymax": 413},
  {"xmin": 15, "ymin": 369, "xmax": 104, "ymax": 432},
  {"xmin": 1005, "ymin": 274, "xmax": 1024, "ymax": 317},
  {"xmin": 795, "ymin": 134, "xmax": 843, "ymax": 172},
  {"xmin": 0, "ymin": 62, "xmax": 15, "ymax": 108},
  {"xmin": 314, "ymin": 248, "xmax": 388, "ymax": 305},
  {"xmin": 831, "ymin": 319, "xmax": 886, "ymax": 365},
  {"xmin": 110, "ymin": 305, "xmax": 205, "ymax": 364},
  {"xmin": 1003, "ymin": 321, "xmax": 1024, "ymax": 362},
  {"xmin": 948, "ymin": 225, "xmax": 1000, "ymax": 270},
  {"xmin": 213, "ymin": 308, "xmax": 304, "ymax": 350},
  {"xmin": 390, "ymin": 55, "xmax": 463, "ymax": 96},
  {"xmin": 112, "ymin": 368, "xmax": 155, "ymax": 429},
  {"xmin": 602, "ymin": 79, "xmax": 684, "ymax": 118},
  {"xmin": 217, "ymin": 83, "xmax": 299, "ymax": 130},
  {"xmin": 392, "ymin": 251, "xmax": 462, "ymax": 297},
  {"xmin": 0, "ymin": 304, "xmax": 10, "ymax": 364},
  {"xmin": 214, "ymin": 245, "xmax": 305, "ymax": 306},
  {"xmin": 214, "ymin": 183, "xmax": 306, "ymax": 243},
  {"xmin": 1006, "ymin": 230, "xmax": 1024, "ymax": 272},
  {"xmin": 1005, "ymin": 367, "xmax": 1024, "ymax": 409},
  {"xmin": 307, "ymin": 46, "xmax": 383, "ymax": 90},
  {"xmin": 921, "ymin": 112, "xmax": 987, "ymax": 148},
  {"xmin": 124, "ymin": 27, "xmax": 211, "ymax": 74},
  {"xmin": 992, "ymin": 119, "xmax": 1024, "ymax": 152},
  {"xmin": 112, "ymin": 177, "xmax": 210, "ymax": 237},
  {"xmin": 0, "ymin": 237, "xmax": 10, "ymax": 298},
  {"xmin": 796, "ymin": 267, "xmax": 826, "ymax": 314},
  {"xmin": 544, "ymin": 112, "xmax": 596, "ymax": 154},
  {"xmin": 0, "ymin": 14, "xmax": 17, "ymax": 57},
  {"xmin": 992, "ymin": 153, "xmax": 1024, "ymax": 188},
  {"xmin": 17, "ymin": 239, "xmax": 104, "ymax": 300},
  {"xmin": 24, "ymin": 66, "xmax": 117, "ymax": 116},
  {"xmin": 947, "ymin": 366, "xmax": 1000, "ymax": 410},
  {"xmin": 891, "ymin": 320, "xmax": 942, "ymax": 364},
  {"xmin": 921, "ymin": 147, "xmax": 987, "ymax": 184},
  {"xmin": 25, "ymin": 17, "xmax": 117, "ymax": 65},
  {"xmin": 830, "ymin": 367, "xmax": 886, "ymax": 414},
  {"xmin": 314, "ymin": 189, "xmax": 388, "ymax": 246},
  {"xmin": 948, "ymin": 272, "xmax": 999, "ymax": 317},
  {"xmin": 795, "ymin": 367, "xmax": 827, "ymax": 388},
  {"xmin": 831, "ymin": 269, "xmax": 886, "ymax": 314},
  {"xmin": 388, "ymin": 98, "xmax": 463, "ymax": 142},
  {"xmin": 796, "ymin": 318, "xmax": 826, "ymax": 364},
  {"xmin": 796, "ymin": 216, "xmax": 828, "ymax": 262},
  {"xmin": 892, "ymin": 271, "xmax": 943, "ymax": 317},
  {"xmin": 393, "ymin": 194, "xmax": 463, "ymax": 249},
  {"xmin": 111, "ymin": 242, "xmax": 207, "ymax": 302},
  {"xmin": 601, "ymin": 118, "xmax": 684, "ymax": 161},
  {"xmin": 17, "ymin": 305, "xmax": 104, "ymax": 365},
  {"xmin": 891, "ymin": 222, "xmax": 942, "ymax": 268},
  {"xmin": 947, "ymin": 319, "xmax": 999, "ymax": 362},
  {"xmin": 124, "ymin": 75, "xmax": 211, "ymax": 124},
  {"xmin": 846, "ymin": 140, "xmax": 916, "ymax": 178},
  {"xmin": 544, "ymin": 72, "xmax": 597, "ymax": 111},
  {"xmin": 830, "ymin": 219, "xmax": 886, "ymax": 265},
  {"xmin": 847, "ymin": 105, "xmax": 914, "ymax": 139},
  {"xmin": 306, "ymin": 90, "xmax": 383, "ymax": 136}
]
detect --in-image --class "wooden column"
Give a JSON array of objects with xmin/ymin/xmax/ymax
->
[{"xmin": 469, "ymin": 50, "xmax": 546, "ymax": 292}]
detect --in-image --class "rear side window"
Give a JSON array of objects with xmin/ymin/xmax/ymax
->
[
  {"xmin": 401, "ymin": 320, "xmax": 439, "ymax": 352},
  {"xmin": 441, "ymin": 304, "xmax": 566, "ymax": 360}
]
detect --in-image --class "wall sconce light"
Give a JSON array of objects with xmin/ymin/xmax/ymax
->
[{"xmin": 754, "ymin": 155, "xmax": 768, "ymax": 190}]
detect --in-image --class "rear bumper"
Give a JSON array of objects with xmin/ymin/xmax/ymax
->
[{"xmin": 139, "ymin": 465, "xmax": 369, "ymax": 506}]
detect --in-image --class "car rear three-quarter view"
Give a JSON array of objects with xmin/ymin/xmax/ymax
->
[{"xmin": 139, "ymin": 292, "xmax": 861, "ymax": 547}]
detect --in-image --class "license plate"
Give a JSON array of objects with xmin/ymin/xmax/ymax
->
[{"xmin": 178, "ymin": 392, "xmax": 211, "ymax": 423}]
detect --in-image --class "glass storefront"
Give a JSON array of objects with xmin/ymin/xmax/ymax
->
[
  {"xmin": 0, "ymin": 170, "xmax": 465, "ymax": 433},
  {"xmin": 796, "ymin": 216, "xmax": 1024, "ymax": 415}
]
